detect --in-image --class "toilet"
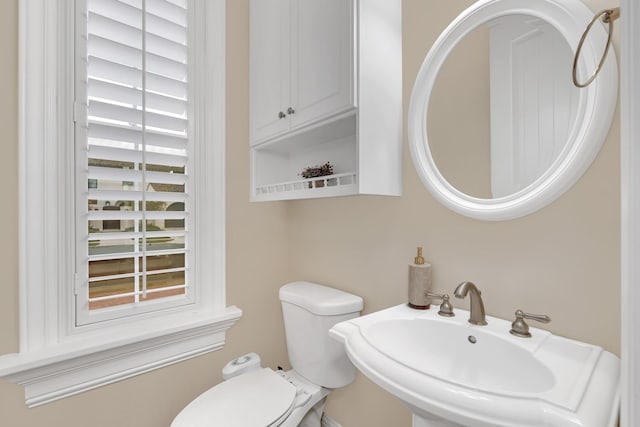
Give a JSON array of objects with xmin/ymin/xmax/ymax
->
[{"xmin": 171, "ymin": 281, "xmax": 363, "ymax": 427}]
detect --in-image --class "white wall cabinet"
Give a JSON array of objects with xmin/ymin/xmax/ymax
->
[
  {"xmin": 249, "ymin": 0, "xmax": 402, "ymax": 201},
  {"xmin": 250, "ymin": 0, "xmax": 354, "ymax": 144}
]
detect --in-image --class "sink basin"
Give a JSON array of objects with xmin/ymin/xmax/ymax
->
[
  {"xmin": 329, "ymin": 304, "xmax": 620, "ymax": 427},
  {"xmin": 363, "ymin": 319, "xmax": 555, "ymax": 394}
]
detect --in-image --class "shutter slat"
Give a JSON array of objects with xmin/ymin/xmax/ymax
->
[
  {"xmin": 89, "ymin": 79, "xmax": 187, "ymax": 116},
  {"xmin": 88, "ymin": 122, "xmax": 188, "ymax": 150},
  {"xmin": 165, "ymin": 0, "xmax": 187, "ymax": 9},
  {"xmin": 88, "ymin": 35, "xmax": 142, "ymax": 70},
  {"xmin": 111, "ymin": 0, "xmax": 188, "ymax": 27},
  {"xmin": 89, "ymin": 189, "xmax": 186, "ymax": 203},
  {"xmin": 146, "ymin": 0, "xmax": 187, "ymax": 27},
  {"xmin": 88, "ymin": 35, "xmax": 187, "ymax": 81},
  {"xmin": 89, "ymin": 0, "xmax": 187, "ymax": 33},
  {"xmin": 88, "ymin": 144, "xmax": 187, "ymax": 167},
  {"xmin": 88, "ymin": 57, "xmax": 187, "ymax": 98},
  {"xmin": 88, "ymin": 166, "xmax": 141, "ymax": 182},
  {"xmin": 146, "ymin": 11, "xmax": 187, "ymax": 44},
  {"xmin": 88, "ymin": 284, "xmax": 187, "ymax": 303},
  {"xmin": 88, "ymin": 12, "xmax": 187, "ymax": 63},
  {"xmin": 88, "ymin": 267, "xmax": 186, "ymax": 283},
  {"xmin": 146, "ymin": 170, "xmax": 187, "ymax": 185},
  {"xmin": 88, "ymin": 100, "xmax": 187, "ymax": 133},
  {"xmin": 88, "ymin": 11, "xmax": 141, "ymax": 52},
  {"xmin": 88, "ymin": 210, "xmax": 186, "ymax": 221},
  {"xmin": 88, "ymin": 166, "xmax": 187, "ymax": 185},
  {"xmin": 89, "ymin": 230, "xmax": 186, "ymax": 241},
  {"xmin": 89, "ymin": 100, "xmax": 141, "ymax": 126},
  {"xmin": 88, "ymin": 248, "xmax": 186, "ymax": 262},
  {"xmin": 88, "ymin": 0, "xmax": 142, "ymax": 28}
]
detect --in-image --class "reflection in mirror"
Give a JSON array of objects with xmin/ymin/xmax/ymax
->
[{"xmin": 428, "ymin": 15, "xmax": 579, "ymax": 199}]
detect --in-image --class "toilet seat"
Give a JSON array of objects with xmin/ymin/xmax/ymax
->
[{"xmin": 171, "ymin": 368, "xmax": 297, "ymax": 427}]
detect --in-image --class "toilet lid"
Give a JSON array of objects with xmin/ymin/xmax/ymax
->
[{"xmin": 171, "ymin": 368, "xmax": 297, "ymax": 427}]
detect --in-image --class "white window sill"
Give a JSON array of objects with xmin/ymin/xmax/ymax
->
[{"xmin": 0, "ymin": 306, "xmax": 242, "ymax": 407}]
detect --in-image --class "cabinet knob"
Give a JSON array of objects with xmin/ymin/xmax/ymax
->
[
  {"xmin": 278, "ymin": 111, "xmax": 286, "ymax": 119},
  {"xmin": 286, "ymin": 107, "xmax": 295, "ymax": 115}
]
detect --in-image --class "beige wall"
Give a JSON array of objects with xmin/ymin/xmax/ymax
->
[
  {"xmin": 288, "ymin": 0, "xmax": 620, "ymax": 425},
  {"xmin": 0, "ymin": 1, "xmax": 292, "ymax": 425},
  {"xmin": 0, "ymin": 0, "xmax": 620, "ymax": 426}
]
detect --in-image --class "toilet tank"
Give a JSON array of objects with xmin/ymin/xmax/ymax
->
[{"xmin": 279, "ymin": 282, "xmax": 363, "ymax": 389}]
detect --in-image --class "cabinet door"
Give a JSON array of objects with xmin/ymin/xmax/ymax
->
[
  {"xmin": 289, "ymin": 0, "xmax": 354, "ymax": 130},
  {"xmin": 250, "ymin": 0, "xmax": 290, "ymax": 144}
]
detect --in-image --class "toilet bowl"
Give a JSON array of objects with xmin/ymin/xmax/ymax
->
[{"xmin": 171, "ymin": 281, "xmax": 363, "ymax": 427}]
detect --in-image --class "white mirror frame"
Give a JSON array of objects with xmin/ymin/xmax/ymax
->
[{"xmin": 408, "ymin": 0, "xmax": 618, "ymax": 221}]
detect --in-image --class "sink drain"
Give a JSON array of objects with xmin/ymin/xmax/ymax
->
[{"xmin": 468, "ymin": 335, "xmax": 477, "ymax": 344}]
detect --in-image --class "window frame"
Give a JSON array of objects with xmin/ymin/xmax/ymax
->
[
  {"xmin": 75, "ymin": 0, "xmax": 197, "ymax": 325},
  {"xmin": 0, "ymin": 0, "xmax": 241, "ymax": 408}
]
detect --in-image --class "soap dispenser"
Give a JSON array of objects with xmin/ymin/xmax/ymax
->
[{"xmin": 408, "ymin": 247, "xmax": 433, "ymax": 309}]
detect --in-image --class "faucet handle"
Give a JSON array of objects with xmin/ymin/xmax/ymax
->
[
  {"xmin": 510, "ymin": 309, "xmax": 551, "ymax": 338},
  {"xmin": 426, "ymin": 292, "xmax": 455, "ymax": 317}
]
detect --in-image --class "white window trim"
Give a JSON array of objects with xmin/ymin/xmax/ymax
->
[{"xmin": 0, "ymin": 0, "xmax": 241, "ymax": 408}]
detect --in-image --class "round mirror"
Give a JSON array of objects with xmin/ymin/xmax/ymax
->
[{"xmin": 408, "ymin": 0, "xmax": 618, "ymax": 220}]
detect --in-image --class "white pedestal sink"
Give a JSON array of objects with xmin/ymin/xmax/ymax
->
[{"xmin": 329, "ymin": 304, "xmax": 620, "ymax": 427}]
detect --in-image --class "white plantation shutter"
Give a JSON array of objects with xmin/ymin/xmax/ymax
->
[
  {"xmin": 6, "ymin": 0, "xmax": 230, "ymax": 404},
  {"xmin": 76, "ymin": 0, "xmax": 195, "ymax": 324}
]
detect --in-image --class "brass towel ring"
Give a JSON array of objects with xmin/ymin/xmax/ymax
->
[{"xmin": 572, "ymin": 7, "xmax": 620, "ymax": 88}]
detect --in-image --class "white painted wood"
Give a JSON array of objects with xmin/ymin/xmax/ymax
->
[
  {"xmin": 201, "ymin": 0, "xmax": 228, "ymax": 311},
  {"xmin": 0, "ymin": 307, "xmax": 242, "ymax": 407},
  {"xmin": 289, "ymin": 0, "xmax": 354, "ymax": 130},
  {"xmin": 18, "ymin": 0, "xmax": 68, "ymax": 353},
  {"xmin": 357, "ymin": 0, "xmax": 403, "ymax": 196},
  {"xmin": 489, "ymin": 15, "xmax": 578, "ymax": 198},
  {"xmin": 250, "ymin": 0, "xmax": 403, "ymax": 201},
  {"xmin": 620, "ymin": 0, "xmax": 640, "ymax": 425},
  {"xmin": 252, "ymin": 113, "xmax": 358, "ymax": 197},
  {"xmin": 408, "ymin": 0, "xmax": 618, "ymax": 221},
  {"xmin": 249, "ymin": 0, "xmax": 289, "ymax": 143},
  {"xmin": 249, "ymin": 0, "xmax": 354, "ymax": 145},
  {"xmin": 59, "ymin": 0, "xmax": 78, "ymax": 342},
  {"xmin": 3, "ymin": 0, "xmax": 240, "ymax": 406}
]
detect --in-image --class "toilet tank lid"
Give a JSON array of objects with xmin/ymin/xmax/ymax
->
[{"xmin": 279, "ymin": 282, "xmax": 363, "ymax": 316}]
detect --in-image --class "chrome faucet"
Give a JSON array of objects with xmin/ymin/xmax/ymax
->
[{"xmin": 453, "ymin": 281, "xmax": 487, "ymax": 325}]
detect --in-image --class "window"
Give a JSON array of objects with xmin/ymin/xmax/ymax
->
[
  {"xmin": 77, "ymin": 0, "xmax": 194, "ymax": 324},
  {"xmin": 0, "ymin": 0, "xmax": 241, "ymax": 408}
]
